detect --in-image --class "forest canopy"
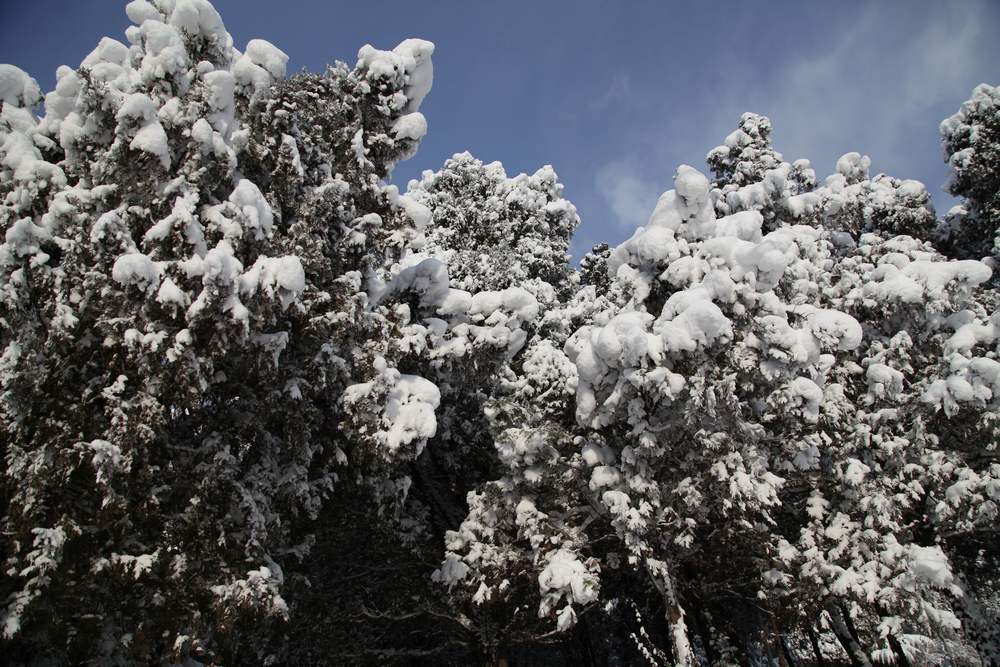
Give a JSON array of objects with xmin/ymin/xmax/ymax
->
[{"xmin": 1, "ymin": 1, "xmax": 999, "ymax": 665}]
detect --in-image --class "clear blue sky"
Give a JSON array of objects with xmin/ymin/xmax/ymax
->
[{"xmin": 3, "ymin": 1, "xmax": 998, "ymax": 259}]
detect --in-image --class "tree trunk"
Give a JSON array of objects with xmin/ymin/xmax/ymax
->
[
  {"xmin": 689, "ymin": 598, "xmax": 718, "ymax": 665},
  {"xmin": 952, "ymin": 583, "xmax": 1000, "ymax": 666},
  {"xmin": 484, "ymin": 637, "xmax": 509, "ymax": 667},
  {"xmin": 886, "ymin": 633, "xmax": 912, "ymax": 667},
  {"xmin": 806, "ymin": 624, "xmax": 827, "ymax": 667},
  {"xmin": 780, "ymin": 634, "xmax": 798, "ymax": 667},
  {"xmin": 825, "ymin": 603, "xmax": 872, "ymax": 667},
  {"xmin": 647, "ymin": 562, "xmax": 696, "ymax": 667},
  {"xmin": 839, "ymin": 602, "xmax": 864, "ymax": 648},
  {"xmin": 412, "ymin": 451, "xmax": 464, "ymax": 534}
]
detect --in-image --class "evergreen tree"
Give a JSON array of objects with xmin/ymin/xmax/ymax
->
[
  {"xmin": 940, "ymin": 83, "xmax": 1000, "ymax": 263},
  {"xmin": 579, "ymin": 242, "xmax": 611, "ymax": 295},
  {"xmin": 1, "ymin": 1, "xmax": 438, "ymax": 662},
  {"xmin": 2, "ymin": 4, "xmax": 999, "ymax": 666},
  {"xmin": 407, "ymin": 151, "xmax": 580, "ymax": 298},
  {"xmin": 437, "ymin": 133, "xmax": 998, "ymax": 666}
]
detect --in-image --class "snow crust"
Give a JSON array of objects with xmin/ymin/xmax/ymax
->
[
  {"xmin": 234, "ymin": 39, "xmax": 288, "ymax": 90},
  {"xmin": 240, "ymin": 256, "xmax": 306, "ymax": 308},
  {"xmin": 391, "ymin": 112, "xmax": 428, "ymax": 142}
]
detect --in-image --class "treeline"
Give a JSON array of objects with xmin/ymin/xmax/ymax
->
[{"xmin": 1, "ymin": 1, "xmax": 999, "ymax": 665}]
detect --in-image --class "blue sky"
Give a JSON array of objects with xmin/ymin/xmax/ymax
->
[{"xmin": 3, "ymin": 1, "xmax": 998, "ymax": 259}]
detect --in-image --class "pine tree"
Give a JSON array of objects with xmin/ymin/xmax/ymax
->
[
  {"xmin": 579, "ymin": 242, "xmax": 612, "ymax": 295},
  {"xmin": 407, "ymin": 151, "xmax": 580, "ymax": 298},
  {"xmin": 436, "ymin": 122, "xmax": 999, "ymax": 666},
  {"xmin": 1, "ymin": 1, "xmax": 438, "ymax": 662},
  {"xmin": 940, "ymin": 83, "xmax": 1000, "ymax": 263},
  {"xmin": 3, "ymin": 4, "xmax": 999, "ymax": 666}
]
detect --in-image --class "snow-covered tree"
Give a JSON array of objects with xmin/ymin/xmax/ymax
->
[
  {"xmin": 707, "ymin": 112, "xmax": 785, "ymax": 191},
  {"xmin": 1, "ymin": 0, "xmax": 440, "ymax": 662},
  {"xmin": 3, "ymin": 5, "xmax": 999, "ymax": 665},
  {"xmin": 707, "ymin": 112, "xmax": 816, "ymax": 233},
  {"xmin": 407, "ymin": 151, "xmax": 580, "ymax": 298},
  {"xmin": 791, "ymin": 152, "xmax": 938, "ymax": 242},
  {"xmin": 435, "ymin": 119, "xmax": 999, "ymax": 666},
  {"xmin": 579, "ymin": 241, "xmax": 612, "ymax": 295},
  {"xmin": 940, "ymin": 83, "xmax": 1000, "ymax": 264},
  {"xmin": 708, "ymin": 114, "xmax": 937, "ymax": 244}
]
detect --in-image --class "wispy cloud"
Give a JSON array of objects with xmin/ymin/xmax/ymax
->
[
  {"xmin": 595, "ymin": 159, "xmax": 663, "ymax": 230},
  {"xmin": 591, "ymin": 72, "xmax": 632, "ymax": 110},
  {"xmin": 591, "ymin": 0, "xmax": 993, "ymax": 245},
  {"xmin": 741, "ymin": 1, "xmax": 988, "ymax": 181}
]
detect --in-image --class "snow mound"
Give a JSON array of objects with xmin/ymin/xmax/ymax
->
[
  {"xmin": 0, "ymin": 64, "xmax": 42, "ymax": 108},
  {"xmin": 356, "ymin": 38, "xmax": 435, "ymax": 113},
  {"xmin": 112, "ymin": 252, "xmax": 161, "ymax": 291}
]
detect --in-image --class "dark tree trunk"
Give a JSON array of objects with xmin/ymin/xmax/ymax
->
[
  {"xmin": 839, "ymin": 603, "xmax": 864, "ymax": 649},
  {"xmin": 806, "ymin": 624, "xmax": 827, "ymax": 667},
  {"xmin": 886, "ymin": 634, "xmax": 912, "ymax": 667},
  {"xmin": 689, "ymin": 597, "xmax": 719, "ymax": 665},
  {"xmin": 826, "ymin": 603, "xmax": 871, "ymax": 667},
  {"xmin": 780, "ymin": 634, "xmax": 798, "ymax": 667}
]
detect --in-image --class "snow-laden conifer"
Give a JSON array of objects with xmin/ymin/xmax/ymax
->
[
  {"xmin": 1, "ymin": 1, "xmax": 439, "ymax": 661},
  {"xmin": 940, "ymin": 83, "xmax": 1000, "ymax": 264}
]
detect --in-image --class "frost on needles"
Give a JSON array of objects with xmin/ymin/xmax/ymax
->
[{"xmin": 1, "ymin": 1, "xmax": 999, "ymax": 665}]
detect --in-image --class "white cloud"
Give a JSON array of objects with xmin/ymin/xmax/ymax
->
[
  {"xmin": 745, "ymin": 1, "xmax": 988, "ymax": 179},
  {"xmin": 595, "ymin": 159, "xmax": 662, "ymax": 230},
  {"xmin": 584, "ymin": 0, "xmax": 996, "ymax": 250}
]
